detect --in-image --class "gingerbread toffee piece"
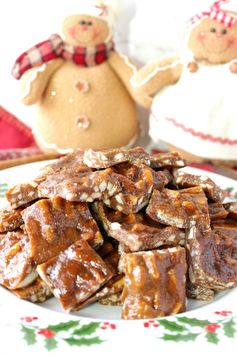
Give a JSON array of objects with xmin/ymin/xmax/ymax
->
[
  {"xmin": 38, "ymin": 168, "xmax": 121, "ymax": 203},
  {"xmin": 187, "ymin": 219, "xmax": 237, "ymax": 291},
  {"xmin": 103, "ymin": 163, "xmax": 154, "ymax": 214},
  {"xmin": 5, "ymin": 152, "xmax": 90, "ymax": 209},
  {"xmin": 37, "ymin": 149, "xmax": 85, "ymax": 179},
  {"xmin": 12, "ymin": 277, "xmax": 52, "ymax": 303},
  {"xmin": 0, "ymin": 208, "xmax": 23, "ymax": 232},
  {"xmin": 99, "ymin": 292, "xmax": 122, "ymax": 306},
  {"xmin": 116, "ymin": 163, "xmax": 170, "ymax": 214},
  {"xmin": 75, "ymin": 275, "xmax": 124, "ymax": 310},
  {"xmin": 6, "ymin": 181, "xmax": 39, "ymax": 209},
  {"xmin": 109, "ymin": 163, "xmax": 172, "ymax": 213},
  {"xmin": 149, "ymin": 151, "xmax": 185, "ymax": 169},
  {"xmin": 212, "ymin": 219, "xmax": 237, "ymax": 258},
  {"xmin": 174, "ymin": 170, "xmax": 224, "ymax": 202},
  {"xmin": 22, "ymin": 196, "xmax": 103, "ymax": 264},
  {"xmin": 146, "ymin": 186, "xmax": 209, "ymax": 228},
  {"xmin": 83, "ymin": 146, "xmax": 185, "ymax": 170},
  {"xmin": 208, "ymin": 202, "xmax": 228, "ymax": 221},
  {"xmin": 186, "ymin": 282, "xmax": 214, "ymax": 301},
  {"xmin": 0, "ymin": 230, "xmax": 37, "ymax": 290},
  {"xmin": 37, "ymin": 238, "xmax": 114, "ymax": 312},
  {"xmin": 92, "ymin": 202, "xmax": 185, "ymax": 252},
  {"xmin": 119, "ymin": 247, "xmax": 187, "ymax": 320},
  {"xmin": 83, "ymin": 147, "xmax": 151, "ymax": 168}
]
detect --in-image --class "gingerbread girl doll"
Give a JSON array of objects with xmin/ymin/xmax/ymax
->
[{"xmin": 133, "ymin": 0, "xmax": 237, "ymax": 164}]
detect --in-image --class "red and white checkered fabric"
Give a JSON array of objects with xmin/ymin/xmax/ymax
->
[
  {"xmin": 189, "ymin": 0, "xmax": 237, "ymax": 28},
  {"xmin": 12, "ymin": 34, "xmax": 114, "ymax": 80}
]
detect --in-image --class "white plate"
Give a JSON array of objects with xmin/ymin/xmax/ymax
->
[{"xmin": 0, "ymin": 161, "xmax": 237, "ymax": 355}]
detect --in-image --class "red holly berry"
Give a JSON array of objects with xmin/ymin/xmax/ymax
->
[
  {"xmin": 143, "ymin": 322, "xmax": 150, "ymax": 328},
  {"xmin": 100, "ymin": 322, "xmax": 117, "ymax": 330},
  {"xmin": 20, "ymin": 316, "xmax": 38, "ymax": 323},
  {"xmin": 215, "ymin": 311, "xmax": 232, "ymax": 317},
  {"xmin": 37, "ymin": 329, "xmax": 55, "ymax": 338},
  {"xmin": 153, "ymin": 323, "xmax": 159, "ymax": 328},
  {"xmin": 205, "ymin": 324, "xmax": 221, "ymax": 333}
]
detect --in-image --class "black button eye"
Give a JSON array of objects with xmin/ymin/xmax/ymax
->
[
  {"xmin": 210, "ymin": 27, "xmax": 216, "ymax": 33},
  {"xmin": 87, "ymin": 21, "xmax": 93, "ymax": 26},
  {"xmin": 221, "ymin": 28, "xmax": 228, "ymax": 34},
  {"xmin": 79, "ymin": 20, "xmax": 87, "ymax": 25}
]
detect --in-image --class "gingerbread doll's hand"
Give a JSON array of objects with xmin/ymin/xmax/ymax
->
[
  {"xmin": 20, "ymin": 59, "xmax": 64, "ymax": 105},
  {"xmin": 187, "ymin": 62, "xmax": 199, "ymax": 73},
  {"xmin": 229, "ymin": 62, "xmax": 237, "ymax": 74}
]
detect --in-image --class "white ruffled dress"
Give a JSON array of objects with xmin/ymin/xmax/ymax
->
[{"xmin": 149, "ymin": 59, "xmax": 237, "ymax": 160}]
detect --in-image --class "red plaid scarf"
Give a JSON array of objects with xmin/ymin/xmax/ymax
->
[
  {"xmin": 12, "ymin": 34, "xmax": 114, "ymax": 80},
  {"xmin": 189, "ymin": 0, "xmax": 237, "ymax": 28}
]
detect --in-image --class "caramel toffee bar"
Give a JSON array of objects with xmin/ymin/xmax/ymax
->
[
  {"xmin": 93, "ymin": 202, "xmax": 185, "ymax": 252},
  {"xmin": 0, "ymin": 208, "xmax": 23, "ymax": 233},
  {"xmin": 0, "ymin": 230, "xmax": 37, "ymax": 289},
  {"xmin": 37, "ymin": 238, "xmax": 113, "ymax": 311},
  {"xmin": 119, "ymin": 247, "xmax": 187, "ymax": 319},
  {"xmin": 22, "ymin": 197, "xmax": 103, "ymax": 264},
  {"xmin": 12, "ymin": 277, "xmax": 52, "ymax": 303},
  {"xmin": 146, "ymin": 186, "xmax": 209, "ymax": 228}
]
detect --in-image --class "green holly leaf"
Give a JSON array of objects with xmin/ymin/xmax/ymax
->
[
  {"xmin": 72, "ymin": 322, "xmax": 101, "ymax": 337},
  {"xmin": 223, "ymin": 319, "xmax": 236, "ymax": 338},
  {"xmin": 47, "ymin": 320, "xmax": 80, "ymax": 332},
  {"xmin": 177, "ymin": 317, "xmax": 210, "ymax": 328},
  {"xmin": 44, "ymin": 338, "xmax": 58, "ymax": 351},
  {"xmin": 233, "ymin": 192, "xmax": 237, "ymax": 200},
  {"xmin": 0, "ymin": 183, "xmax": 8, "ymax": 197},
  {"xmin": 161, "ymin": 333, "xmax": 199, "ymax": 342},
  {"xmin": 158, "ymin": 319, "xmax": 187, "ymax": 332},
  {"xmin": 21, "ymin": 325, "xmax": 37, "ymax": 345},
  {"xmin": 205, "ymin": 332, "xmax": 219, "ymax": 344},
  {"xmin": 65, "ymin": 336, "xmax": 103, "ymax": 347}
]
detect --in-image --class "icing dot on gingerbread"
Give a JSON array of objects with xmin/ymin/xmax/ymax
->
[
  {"xmin": 76, "ymin": 115, "xmax": 90, "ymax": 130},
  {"xmin": 50, "ymin": 91, "xmax": 57, "ymax": 97}
]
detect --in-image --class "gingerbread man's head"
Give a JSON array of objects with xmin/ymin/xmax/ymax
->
[
  {"xmin": 187, "ymin": 0, "xmax": 237, "ymax": 64},
  {"xmin": 62, "ymin": 2, "xmax": 115, "ymax": 46}
]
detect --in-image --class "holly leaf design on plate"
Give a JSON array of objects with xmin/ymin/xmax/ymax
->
[
  {"xmin": 65, "ymin": 336, "xmax": 103, "ymax": 347},
  {"xmin": 21, "ymin": 325, "xmax": 36, "ymax": 345},
  {"xmin": 0, "ymin": 183, "xmax": 8, "ymax": 198},
  {"xmin": 161, "ymin": 333, "xmax": 199, "ymax": 342},
  {"xmin": 205, "ymin": 332, "xmax": 219, "ymax": 345},
  {"xmin": 44, "ymin": 338, "xmax": 58, "ymax": 351},
  {"xmin": 223, "ymin": 319, "xmax": 236, "ymax": 338},
  {"xmin": 177, "ymin": 317, "xmax": 210, "ymax": 327},
  {"xmin": 158, "ymin": 319, "xmax": 187, "ymax": 332},
  {"xmin": 47, "ymin": 320, "xmax": 80, "ymax": 332},
  {"xmin": 72, "ymin": 322, "xmax": 101, "ymax": 336}
]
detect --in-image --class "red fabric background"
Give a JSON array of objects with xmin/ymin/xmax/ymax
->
[{"xmin": 0, "ymin": 106, "xmax": 36, "ymax": 149}]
